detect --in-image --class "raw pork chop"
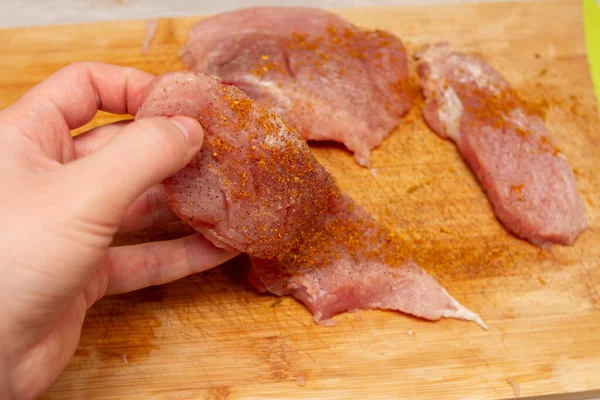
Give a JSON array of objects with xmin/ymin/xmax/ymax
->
[
  {"xmin": 180, "ymin": 7, "xmax": 412, "ymax": 167},
  {"xmin": 416, "ymin": 43, "xmax": 586, "ymax": 247},
  {"xmin": 137, "ymin": 71, "xmax": 486, "ymax": 328}
]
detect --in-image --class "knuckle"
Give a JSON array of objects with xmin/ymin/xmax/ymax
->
[{"xmin": 61, "ymin": 61, "xmax": 94, "ymax": 79}]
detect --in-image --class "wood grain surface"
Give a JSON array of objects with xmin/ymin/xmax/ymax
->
[{"xmin": 1, "ymin": 0, "xmax": 599, "ymax": 398}]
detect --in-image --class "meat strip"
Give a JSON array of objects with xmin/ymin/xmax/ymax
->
[{"xmin": 416, "ymin": 43, "xmax": 586, "ymax": 247}]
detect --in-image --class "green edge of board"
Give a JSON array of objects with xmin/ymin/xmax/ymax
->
[{"xmin": 584, "ymin": 0, "xmax": 600, "ymax": 111}]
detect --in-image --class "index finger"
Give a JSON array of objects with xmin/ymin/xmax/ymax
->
[
  {"xmin": 22, "ymin": 61, "xmax": 154, "ymax": 128},
  {"xmin": 0, "ymin": 62, "xmax": 154, "ymax": 159}
]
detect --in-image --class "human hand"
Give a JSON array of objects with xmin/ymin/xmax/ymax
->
[{"xmin": 0, "ymin": 62, "xmax": 238, "ymax": 399}]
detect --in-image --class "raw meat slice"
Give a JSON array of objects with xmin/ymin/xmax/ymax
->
[
  {"xmin": 180, "ymin": 7, "xmax": 412, "ymax": 167},
  {"xmin": 416, "ymin": 43, "xmax": 587, "ymax": 247},
  {"xmin": 137, "ymin": 71, "xmax": 486, "ymax": 328},
  {"xmin": 139, "ymin": 73, "xmax": 339, "ymax": 259},
  {"xmin": 249, "ymin": 195, "xmax": 486, "ymax": 327}
]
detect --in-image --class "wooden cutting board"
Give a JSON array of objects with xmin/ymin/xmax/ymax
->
[{"xmin": 1, "ymin": 0, "xmax": 599, "ymax": 398}]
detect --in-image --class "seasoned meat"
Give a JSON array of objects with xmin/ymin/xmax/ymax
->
[
  {"xmin": 416, "ymin": 43, "xmax": 587, "ymax": 247},
  {"xmin": 249, "ymin": 195, "xmax": 486, "ymax": 327},
  {"xmin": 138, "ymin": 71, "xmax": 339, "ymax": 258},
  {"xmin": 180, "ymin": 7, "xmax": 412, "ymax": 167}
]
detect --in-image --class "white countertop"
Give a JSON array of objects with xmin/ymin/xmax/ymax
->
[{"xmin": 3, "ymin": 0, "xmax": 506, "ymax": 28}]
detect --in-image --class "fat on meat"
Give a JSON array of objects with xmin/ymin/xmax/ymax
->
[
  {"xmin": 136, "ymin": 71, "xmax": 486, "ymax": 328},
  {"xmin": 179, "ymin": 7, "xmax": 412, "ymax": 167},
  {"xmin": 416, "ymin": 43, "xmax": 586, "ymax": 247}
]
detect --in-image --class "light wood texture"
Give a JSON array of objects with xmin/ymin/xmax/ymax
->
[{"xmin": 1, "ymin": 1, "xmax": 599, "ymax": 398}]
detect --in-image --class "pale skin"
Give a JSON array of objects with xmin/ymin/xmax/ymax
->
[{"xmin": 0, "ymin": 62, "xmax": 238, "ymax": 399}]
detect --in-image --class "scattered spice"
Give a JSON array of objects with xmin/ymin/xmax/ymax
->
[
  {"xmin": 511, "ymin": 184, "xmax": 524, "ymax": 194},
  {"xmin": 538, "ymin": 136, "xmax": 561, "ymax": 155},
  {"xmin": 570, "ymin": 95, "xmax": 580, "ymax": 115},
  {"xmin": 407, "ymin": 185, "xmax": 420, "ymax": 194},
  {"xmin": 407, "ymin": 180, "xmax": 433, "ymax": 194}
]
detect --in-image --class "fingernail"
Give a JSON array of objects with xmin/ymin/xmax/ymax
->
[{"xmin": 170, "ymin": 116, "xmax": 204, "ymax": 147}]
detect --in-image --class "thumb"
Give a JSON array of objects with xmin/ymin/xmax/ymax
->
[{"xmin": 62, "ymin": 115, "xmax": 203, "ymax": 217}]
